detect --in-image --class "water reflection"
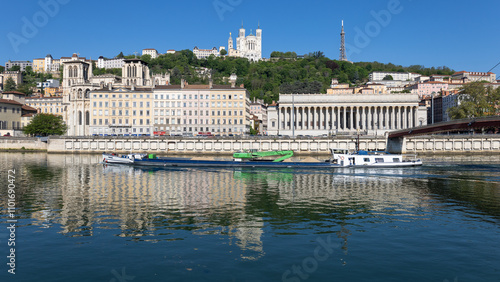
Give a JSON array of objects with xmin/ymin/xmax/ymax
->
[{"xmin": 0, "ymin": 153, "xmax": 499, "ymax": 262}]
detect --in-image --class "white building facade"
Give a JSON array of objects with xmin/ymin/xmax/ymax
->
[
  {"xmin": 97, "ymin": 56, "xmax": 124, "ymax": 69},
  {"xmin": 227, "ymin": 24, "xmax": 262, "ymax": 61},
  {"xmin": 142, "ymin": 49, "xmax": 159, "ymax": 59},
  {"xmin": 192, "ymin": 47, "xmax": 222, "ymax": 59},
  {"xmin": 270, "ymin": 93, "xmax": 427, "ymax": 136},
  {"xmin": 37, "ymin": 79, "xmax": 60, "ymax": 88},
  {"xmin": 369, "ymin": 72, "xmax": 421, "ymax": 82},
  {"xmin": 4, "ymin": 60, "xmax": 32, "ymax": 71}
]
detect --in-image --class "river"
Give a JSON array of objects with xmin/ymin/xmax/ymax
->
[{"xmin": 0, "ymin": 153, "xmax": 499, "ymax": 281}]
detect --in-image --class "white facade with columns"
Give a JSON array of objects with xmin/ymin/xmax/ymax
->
[{"xmin": 272, "ymin": 93, "xmax": 427, "ymax": 136}]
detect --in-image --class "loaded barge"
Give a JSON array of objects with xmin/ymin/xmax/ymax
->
[{"xmin": 102, "ymin": 149, "xmax": 422, "ymax": 168}]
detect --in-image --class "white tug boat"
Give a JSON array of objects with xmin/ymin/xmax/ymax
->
[
  {"xmin": 329, "ymin": 149, "xmax": 422, "ymax": 167},
  {"xmin": 102, "ymin": 153, "xmax": 146, "ymax": 164}
]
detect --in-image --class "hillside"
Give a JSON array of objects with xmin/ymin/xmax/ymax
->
[{"xmin": 110, "ymin": 50, "xmax": 455, "ymax": 104}]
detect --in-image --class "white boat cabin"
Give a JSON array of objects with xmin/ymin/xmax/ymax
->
[{"xmin": 330, "ymin": 149, "xmax": 418, "ymax": 167}]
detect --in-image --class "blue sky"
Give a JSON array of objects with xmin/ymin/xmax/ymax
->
[{"xmin": 1, "ymin": 0, "xmax": 499, "ymax": 73}]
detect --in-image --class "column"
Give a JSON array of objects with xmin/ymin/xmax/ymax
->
[
  {"xmin": 398, "ymin": 106, "xmax": 402, "ymax": 129},
  {"xmin": 383, "ymin": 107, "xmax": 387, "ymax": 130},
  {"xmin": 400, "ymin": 106, "xmax": 404, "ymax": 129},
  {"xmin": 315, "ymin": 107, "xmax": 319, "ymax": 130},
  {"xmin": 286, "ymin": 107, "xmax": 290, "ymax": 130},
  {"xmin": 326, "ymin": 108, "xmax": 329, "ymax": 130},
  {"xmin": 390, "ymin": 106, "xmax": 395, "ymax": 130},
  {"xmin": 281, "ymin": 107, "xmax": 285, "ymax": 130},
  {"xmin": 378, "ymin": 107, "xmax": 382, "ymax": 130},
  {"xmin": 326, "ymin": 108, "xmax": 330, "ymax": 130},
  {"xmin": 342, "ymin": 106, "xmax": 346, "ymax": 131},
  {"xmin": 333, "ymin": 107, "xmax": 337, "ymax": 131},
  {"xmin": 310, "ymin": 107, "xmax": 314, "ymax": 130},
  {"xmin": 307, "ymin": 107, "xmax": 311, "ymax": 130},
  {"xmin": 402, "ymin": 106, "xmax": 407, "ymax": 129},
  {"xmin": 409, "ymin": 107, "xmax": 414, "ymax": 128},
  {"xmin": 354, "ymin": 107, "xmax": 359, "ymax": 130},
  {"xmin": 361, "ymin": 106, "xmax": 366, "ymax": 130},
  {"xmin": 299, "ymin": 108, "xmax": 303, "ymax": 130},
  {"xmin": 368, "ymin": 107, "xmax": 372, "ymax": 131},
  {"xmin": 318, "ymin": 107, "xmax": 323, "ymax": 130}
]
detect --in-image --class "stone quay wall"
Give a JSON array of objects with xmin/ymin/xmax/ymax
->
[
  {"xmin": 46, "ymin": 136, "xmax": 387, "ymax": 155},
  {"xmin": 403, "ymin": 135, "xmax": 500, "ymax": 154},
  {"xmin": 1, "ymin": 135, "xmax": 499, "ymax": 155}
]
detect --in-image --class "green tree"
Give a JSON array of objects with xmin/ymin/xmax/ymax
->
[
  {"xmin": 383, "ymin": 75, "xmax": 393, "ymax": 80},
  {"xmin": 116, "ymin": 52, "xmax": 124, "ymax": 58},
  {"xmin": 249, "ymin": 126, "xmax": 258, "ymax": 135},
  {"xmin": 220, "ymin": 49, "xmax": 227, "ymax": 56},
  {"xmin": 16, "ymin": 83, "xmax": 34, "ymax": 95},
  {"xmin": 3, "ymin": 77, "xmax": 17, "ymax": 91},
  {"xmin": 25, "ymin": 66, "xmax": 33, "ymax": 75},
  {"xmin": 23, "ymin": 114, "xmax": 67, "ymax": 136},
  {"xmin": 447, "ymin": 82, "xmax": 500, "ymax": 119},
  {"xmin": 0, "ymin": 65, "xmax": 4, "ymax": 72},
  {"xmin": 9, "ymin": 65, "xmax": 20, "ymax": 71}
]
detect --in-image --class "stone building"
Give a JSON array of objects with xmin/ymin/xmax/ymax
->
[
  {"xmin": 227, "ymin": 24, "xmax": 262, "ymax": 61},
  {"xmin": 0, "ymin": 91, "xmax": 37, "ymax": 136},
  {"xmin": 268, "ymin": 93, "xmax": 426, "ymax": 136}
]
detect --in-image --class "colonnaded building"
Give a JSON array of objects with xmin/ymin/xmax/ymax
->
[{"xmin": 267, "ymin": 93, "xmax": 427, "ymax": 136}]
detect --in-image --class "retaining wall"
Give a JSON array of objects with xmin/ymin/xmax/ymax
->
[{"xmin": 2, "ymin": 135, "xmax": 499, "ymax": 155}]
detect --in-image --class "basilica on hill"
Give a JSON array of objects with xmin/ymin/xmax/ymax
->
[{"xmin": 227, "ymin": 23, "xmax": 262, "ymax": 62}]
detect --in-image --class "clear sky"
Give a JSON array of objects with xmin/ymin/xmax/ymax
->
[{"xmin": 1, "ymin": 0, "xmax": 499, "ymax": 73}]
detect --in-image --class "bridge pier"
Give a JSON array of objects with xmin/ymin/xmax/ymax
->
[{"xmin": 386, "ymin": 137, "xmax": 406, "ymax": 154}]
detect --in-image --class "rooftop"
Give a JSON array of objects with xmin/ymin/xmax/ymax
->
[
  {"xmin": 0, "ymin": 99, "xmax": 23, "ymax": 106},
  {"xmin": 22, "ymin": 105, "xmax": 38, "ymax": 112},
  {"xmin": 155, "ymin": 84, "xmax": 245, "ymax": 90},
  {"xmin": 2, "ymin": 91, "xmax": 26, "ymax": 96}
]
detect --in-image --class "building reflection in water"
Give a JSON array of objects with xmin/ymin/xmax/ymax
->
[{"xmin": 4, "ymin": 154, "xmax": 437, "ymax": 260}]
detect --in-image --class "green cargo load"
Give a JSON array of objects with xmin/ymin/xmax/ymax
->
[{"xmin": 148, "ymin": 154, "xmax": 156, "ymax": 159}]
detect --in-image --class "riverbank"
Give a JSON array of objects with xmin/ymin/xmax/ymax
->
[{"xmin": 1, "ymin": 135, "xmax": 499, "ymax": 155}]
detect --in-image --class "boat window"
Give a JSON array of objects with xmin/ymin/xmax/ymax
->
[
  {"xmin": 375, "ymin": 158, "xmax": 384, "ymax": 163},
  {"xmin": 363, "ymin": 158, "xmax": 370, "ymax": 162},
  {"xmin": 393, "ymin": 158, "xmax": 400, "ymax": 162}
]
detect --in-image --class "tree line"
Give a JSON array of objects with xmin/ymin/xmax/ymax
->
[
  {"xmin": 114, "ymin": 49, "xmax": 455, "ymax": 104},
  {"xmin": 2, "ymin": 50, "xmax": 456, "ymax": 104}
]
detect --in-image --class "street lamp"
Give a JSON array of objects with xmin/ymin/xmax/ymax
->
[{"xmin": 291, "ymin": 93, "xmax": 295, "ymax": 138}]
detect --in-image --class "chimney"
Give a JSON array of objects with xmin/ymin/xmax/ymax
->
[
  {"xmin": 181, "ymin": 79, "xmax": 185, "ymax": 89},
  {"xmin": 209, "ymin": 79, "xmax": 213, "ymax": 89},
  {"xmin": 131, "ymin": 84, "xmax": 135, "ymax": 91},
  {"xmin": 108, "ymin": 83, "xmax": 112, "ymax": 91}
]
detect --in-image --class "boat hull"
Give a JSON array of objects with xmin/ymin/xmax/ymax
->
[
  {"xmin": 102, "ymin": 154, "xmax": 134, "ymax": 164},
  {"xmin": 102, "ymin": 152, "xmax": 423, "ymax": 168},
  {"xmin": 133, "ymin": 159, "xmax": 335, "ymax": 168}
]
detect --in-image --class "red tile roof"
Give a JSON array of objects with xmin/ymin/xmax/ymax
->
[
  {"xmin": 2, "ymin": 91, "xmax": 26, "ymax": 95},
  {"xmin": 22, "ymin": 105, "xmax": 38, "ymax": 112},
  {"xmin": 0, "ymin": 99, "xmax": 23, "ymax": 106}
]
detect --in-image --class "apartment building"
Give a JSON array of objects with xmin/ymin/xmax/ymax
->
[
  {"xmin": 25, "ymin": 96, "xmax": 64, "ymax": 116},
  {"xmin": 89, "ymin": 88, "xmax": 153, "ymax": 136}
]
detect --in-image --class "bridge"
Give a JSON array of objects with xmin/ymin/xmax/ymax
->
[{"xmin": 387, "ymin": 117, "xmax": 500, "ymax": 153}]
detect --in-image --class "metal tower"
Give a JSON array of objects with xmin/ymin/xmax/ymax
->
[{"xmin": 339, "ymin": 20, "xmax": 347, "ymax": 61}]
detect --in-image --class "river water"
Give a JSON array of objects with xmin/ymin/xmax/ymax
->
[{"xmin": 0, "ymin": 153, "xmax": 499, "ymax": 281}]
